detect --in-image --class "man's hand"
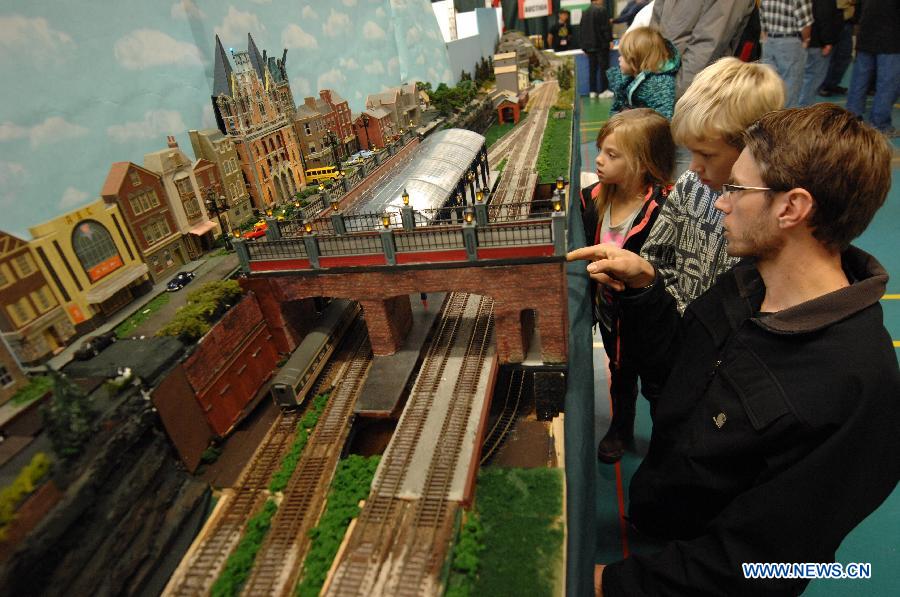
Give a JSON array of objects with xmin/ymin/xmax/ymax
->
[
  {"xmin": 595, "ymin": 564, "xmax": 606, "ymax": 596},
  {"xmin": 822, "ymin": 44, "xmax": 833, "ymax": 56},
  {"xmin": 567, "ymin": 244, "xmax": 656, "ymax": 291}
]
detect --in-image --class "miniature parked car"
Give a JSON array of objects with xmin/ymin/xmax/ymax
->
[
  {"xmin": 166, "ymin": 271, "xmax": 195, "ymax": 292},
  {"xmin": 242, "ymin": 220, "xmax": 268, "ymax": 240},
  {"xmin": 73, "ymin": 331, "xmax": 117, "ymax": 361}
]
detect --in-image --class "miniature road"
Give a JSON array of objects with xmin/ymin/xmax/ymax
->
[{"xmin": 126, "ymin": 253, "xmax": 239, "ymax": 338}]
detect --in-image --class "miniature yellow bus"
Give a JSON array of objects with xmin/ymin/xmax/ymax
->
[{"xmin": 305, "ymin": 166, "xmax": 340, "ymax": 183}]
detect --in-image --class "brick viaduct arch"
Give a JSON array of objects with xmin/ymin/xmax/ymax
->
[{"xmin": 239, "ymin": 260, "xmax": 567, "ymax": 364}]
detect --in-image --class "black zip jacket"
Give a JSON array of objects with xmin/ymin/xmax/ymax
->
[
  {"xmin": 810, "ymin": 0, "xmax": 843, "ymax": 48},
  {"xmin": 602, "ymin": 247, "xmax": 900, "ymax": 596},
  {"xmin": 580, "ymin": 4, "xmax": 612, "ymax": 52}
]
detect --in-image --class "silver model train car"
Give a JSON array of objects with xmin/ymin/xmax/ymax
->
[{"xmin": 270, "ymin": 299, "xmax": 360, "ymax": 407}]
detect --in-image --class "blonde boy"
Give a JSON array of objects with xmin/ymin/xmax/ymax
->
[{"xmin": 640, "ymin": 58, "xmax": 785, "ymax": 312}]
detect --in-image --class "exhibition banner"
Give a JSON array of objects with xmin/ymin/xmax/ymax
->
[{"xmin": 518, "ymin": 0, "xmax": 553, "ymax": 20}]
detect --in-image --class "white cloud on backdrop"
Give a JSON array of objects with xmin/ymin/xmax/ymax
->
[
  {"xmin": 0, "ymin": 15, "xmax": 75, "ymax": 64},
  {"xmin": 171, "ymin": 0, "xmax": 205, "ymax": 20},
  {"xmin": 59, "ymin": 187, "xmax": 89, "ymax": 209},
  {"xmin": 0, "ymin": 162, "xmax": 26, "ymax": 208},
  {"xmin": 0, "ymin": 117, "xmax": 88, "ymax": 147},
  {"xmin": 114, "ymin": 29, "xmax": 204, "ymax": 69},
  {"xmin": 338, "ymin": 57, "xmax": 360, "ymax": 70},
  {"xmin": 363, "ymin": 21, "xmax": 387, "ymax": 40},
  {"xmin": 282, "ymin": 24, "xmax": 318, "ymax": 49},
  {"xmin": 364, "ymin": 60, "xmax": 384, "ymax": 75},
  {"xmin": 342, "ymin": 0, "xmax": 358, "ymax": 6},
  {"xmin": 317, "ymin": 69, "xmax": 347, "ymax": 91},
  {"xmin": 107, "ymin": 110, "xmax": 187, "ymax": 143},
  {"xmin": 323, "ymin": 10, "xmax": 351, "ymax": 37},
  {"xmin": 215, "ymin": 6, "xmax": 266, "ymax": 45},
  {"xmin": 301, "ymin": 6, "xmax": 318, "ymax": 19}
]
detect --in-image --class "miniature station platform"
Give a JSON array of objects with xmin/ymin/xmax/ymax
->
[{"xmin": 355, "ymin": 292, "xmax": 446, "ymax": 416}]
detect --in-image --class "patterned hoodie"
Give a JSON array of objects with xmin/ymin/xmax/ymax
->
[
  {"xmin": 640, "ymin": 169, "xmax": 739, "ymax": 313},
  {"xmin": 607, "ymin": 39, "xmax": 681, "ymax": 119}
]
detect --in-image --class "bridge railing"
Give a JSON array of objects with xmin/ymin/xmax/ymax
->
[
  {"xmin": 318, "ymin": 233, "xmax": 383, "ymax": 256},
  {"xmin": 245, "ymin": 238, "xmax": 308, "ymax": 260},
  {"xmin": 477, "ymin": 221, "xmax": 553, "ymax": 247},
  {"xmin": 395, "ymin": 227, "xmax": 465, "ymax": 251}
]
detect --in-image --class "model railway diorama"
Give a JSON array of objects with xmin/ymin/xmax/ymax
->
[{"xmin": 0, "ymin": 12, "xmax": 576, "ymax": 597}]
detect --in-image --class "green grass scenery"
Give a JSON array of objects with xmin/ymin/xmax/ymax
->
[
  {"xmin": 115, "ymin": 293, "xmax": 170, "ymax": 339},
  {"xmin": 210, "ymin": 499, "xmax": 278, "ymax": 597},
  {"xmin": 496, "ymin": 158, "xmax": 508, "ymax": 174},
  {"xmin": 484, "ymin": 111, "xmax": 528, "ymax": 148},
  {"xmin": 450, "ymin": 467, "xmax": 564, "ymax": 597},
  {"xmin": 295, "ymin": 455, "xmax": 380, "ymax": 597},
  {"xmin": 158, "ymin": 280, "xmax": 242, "ymax": 342},
  {"xmin": 269, "ymin": 393, "xmax": 329, "ymax": 493},
  {"xmin": 9, "ymin": 375, "xmax": 53, "ymax": 407},
  {"xmin": 536, "ymin": 109, "xmax": 572, "ymax": 184}
]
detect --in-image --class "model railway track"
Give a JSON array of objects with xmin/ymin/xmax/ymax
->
[
  {"xmin": 165, "ymin": 412, "xmax": 300, "ymax": 597},
  {"xmin": 480, "ymin": 368, "xmax": 525, "ymax": 464},
  {"xmin": 241, "ymin": 324, "xmax": 372, "ymax": 596},
  {"xmin": 488, "ymin": 81, "xmax": 558, "ymax": 219},
  {"xmin": 326, "ymin": 293, "xmax": 495, "ymax": 596}
]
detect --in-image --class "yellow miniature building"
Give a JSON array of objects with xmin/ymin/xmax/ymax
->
[{"xmin": 28, "ymin": 199, "xmax": 150, "ymax": 331}]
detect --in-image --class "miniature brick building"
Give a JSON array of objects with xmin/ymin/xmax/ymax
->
[
  {"xmin": 144, "ymin": 137, "xmax": 218, "ymax": 260},
  {"xmin": 211, "ymin": 34, "xmax": 306, "ymax": 209},
  {"xmin": 294, "ymin": 103, "xmax": 333, "ymax": 169},
  {"xmin": 0, "ymin": 232, "xmax": 76, "ymax": 365},
  {"xmin": 101, "ymin": 162, "xmax": 188, "ymax": 284},
  {"xmin": 189, "ymin": 128, "xmax": 254, "ymax": 230},
  {"xmin": 0, "ymin": 334, "xmax": 28, "ymax": 405}
]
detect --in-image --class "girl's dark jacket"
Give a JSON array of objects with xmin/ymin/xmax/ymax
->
[
  {"xmin": 580, "ymin": 181, "xmax": 670, "ymax": 362},
  {"xmin": 607, "ymin": 40, "xmax": 681, "ymax": 119},
  {"xmin": 601, "ymin": 247, "xmax": 900, "ymax": 596}
]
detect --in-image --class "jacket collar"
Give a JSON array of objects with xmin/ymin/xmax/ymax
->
[{"xmin": 734, "ymin": 246, "xmax": 888, "ymax": 334}]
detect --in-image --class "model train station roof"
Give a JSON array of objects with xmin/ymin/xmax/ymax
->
[{"xmin": 347, "ymin": 128, "xmax": 486, "ymax": 215}]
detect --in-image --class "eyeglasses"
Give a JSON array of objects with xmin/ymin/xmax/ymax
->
[{"xmin": 722, "ymin": 183, "xmax": 771, "ymax": 197}]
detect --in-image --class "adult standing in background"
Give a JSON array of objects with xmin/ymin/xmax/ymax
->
[
  {"xmin": 846, "ymin": 0, "xmax": 900, "ymax": 136},
  {"xmin": 760, "ymin": 0, "xmax": 814, "ymax": 107},
  {"xmin": 818, "ymin": 0, "xmax": 857, "ymax": 97},
  {"xmin": 798, "ymin": 0, "xmax": 844, "ymax": 105},
  {"xmin": 548, "ymin": 9, "xmax": 574, "ymax": 52},
  {"xmin": 581, "ymin": 0, "xmax": 614, "ymax": 98},
  {"xmin": 651, "ymin": 0, "xmax": 756, "ymax": 97}
]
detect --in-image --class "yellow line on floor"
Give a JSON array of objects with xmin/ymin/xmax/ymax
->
[
  {"xmin": 894, "ymin": 341, "xmax": 900, "ymax": 348},
  {"xmin": 883, "ymin": 294, "xmax": 900, "ymax": 299}
]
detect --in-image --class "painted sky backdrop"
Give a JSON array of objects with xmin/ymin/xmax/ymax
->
[{"xmin": 0, "ymin": 0, "xmax": 454, "ymax": 238}]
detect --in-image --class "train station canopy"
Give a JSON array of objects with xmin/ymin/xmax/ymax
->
[{"xmin": 347, "ymin": 128, "xmax": 486, "ymax": 215}]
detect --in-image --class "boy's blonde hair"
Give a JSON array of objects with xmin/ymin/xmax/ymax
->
[
  {"xmin": 619, "ymin": 27, "xmax": 672, "ymax": 73},
  {"xmin": 594, "ymin": 108, "xmax": 675, "ymax": 219},
  {"xmin": 671, "ymin": 57, "xmax": 785, "ymax": 147}
]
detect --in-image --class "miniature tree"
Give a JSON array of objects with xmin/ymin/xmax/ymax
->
[
  {"xmin": 41, "ymin": 372, "xmax": 97, "ymax": 461},
  {"xmin": 557, "ymin": 63, "xmax": 572, "ymax": 91},
  {"xmin": 460, "ymin": 70, "xmax": 472, "ymax": 82}
]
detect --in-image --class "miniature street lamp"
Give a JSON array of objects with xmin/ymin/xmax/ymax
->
[
  {"xmin": 266, "ymin": 208, "xmax": 273, "ymax": 217},
  {"xmin": 556, "ymin": 176, "xmax": 565, "ymax": 191},
  {"xmin": 552, "ymin": 191, "xmax": 563, "ymax": 212},
  {"xmin": 402, "ymin": 188, "xmax": 410, "ymax": 206},
  {"xmin": 463, "ymin": 207, "xmax": 475, "ymax": 224},
  {"xmin": 204, "ymin": 188, "xmax": 231, "ymax": 250},
  {"xmin": 294, "ymin": 199, "xmax": 300, "ymax": 209},
  {"xmin": 475, "ymin": 188, "xmax": 484, "ymax": 202},
  {"xmin": 382, "ymin": 213, "xmax": 391, "ymax": 229},
  {"xmin": 304, "ymin": 219, "xmax": 313, "ymax": 234},
  {"xmin": 233, "ymin": 229, "xmax": 241, "ymax": 238},
  {"xmin": 331, "ymin": 198, "xmax": 340, "ymax": 212}
]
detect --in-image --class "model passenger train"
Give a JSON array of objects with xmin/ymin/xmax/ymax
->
[{"xmin": 270, "ymin": 299, "xmax": 360, "ymax": 407}]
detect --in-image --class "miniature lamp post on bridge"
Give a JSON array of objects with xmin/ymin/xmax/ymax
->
[
  {"xmin": 552, "ymin": 180, "xmax": 567, "ymax": 256},
  {"xmin": 400, "ymin": 187, "xmax": 415, "ymax": 230},
  {"xmin": 474, "ymin": 186, "xmax": 489, "ymax": 226}
]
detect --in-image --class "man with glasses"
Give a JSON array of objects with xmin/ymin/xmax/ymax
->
[{"xmin": 570, "ymin": 104, "xmax": 899, "ymax": 595}]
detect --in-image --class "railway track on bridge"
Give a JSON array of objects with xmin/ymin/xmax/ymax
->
[{"xmin": 324, "ymin": 292, "xmax": 495, "ymax": 597}]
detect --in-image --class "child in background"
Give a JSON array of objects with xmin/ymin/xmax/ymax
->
[
  {"xmin": 580, "ymin": 109, "xmax": 675, "ymax": 463},
  {"xmin": 608, "ymin": 27, "xmax": 680, "ymax": 119}
]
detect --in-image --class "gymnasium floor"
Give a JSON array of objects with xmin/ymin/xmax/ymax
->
[{"xmin": 580, "ymin": 95, "xmax": 900, "ymax": 595}]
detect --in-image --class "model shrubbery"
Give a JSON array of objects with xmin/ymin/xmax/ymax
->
[
  {"xmin": 158, "ymin": 280, "xmax": 243, "ymax": 342},
  {"xmin": 210, "ymin": 499, "xmax": 278, "ymax": 597},
  {"xmin": 0, "ymin": 452, "xmax": 52, "ymax": 540},
  {"xmin": 268, "ymin": 393, "xmax": 330, "ymax": 493},
  {"xmin": 41, "ymin": 372, "xmax": 96, "ymax": 461},
  {"xmin": 537, "ymin": 109, "xmax": 572, "ymax": 183},
  {"xmin": 294, "ymin": 454, "xmax": 380, "ymax": 597}
]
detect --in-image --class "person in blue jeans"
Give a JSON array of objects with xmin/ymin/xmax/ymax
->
[
  {"xmin": 760, "ymin": 0, "xmax": 813, "ymax": 107},
  {"xmin": 846, "ymin": 0, "xmax": 900, "ymax": 135},
  {"xmin": 798, "ymin": 0, "xmax": 842, "ymax": 106}
]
